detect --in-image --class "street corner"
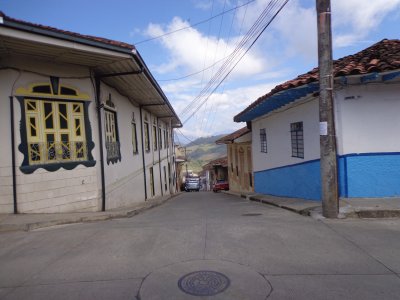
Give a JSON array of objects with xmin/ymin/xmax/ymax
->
[{"xmin": 137, "ymin": 259, "xmax": 272, "ymax": 300}]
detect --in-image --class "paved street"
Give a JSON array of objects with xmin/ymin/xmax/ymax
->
[{"xmin": 1, "ymin": 191, "xmax": 400, "ymax": 299}]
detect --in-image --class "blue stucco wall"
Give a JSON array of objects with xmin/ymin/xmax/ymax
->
[
  {"xmin": 339, "ymin": 153, "xmax": 400, "ymax": 198},
  {"xmin": 255, "ymin": 153, "xmax": 400, "ymax": 200},
  {"xmin": 254, "ymin": 159, "xmax": 322, "ymax": 201}
]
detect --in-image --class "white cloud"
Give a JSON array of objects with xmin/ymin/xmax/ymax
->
[
  {"xmin": 148, "ymin": 0, "xmax": 400, "ymax": 139},
  {"xmin": 172, "ymin": 82, "xmax": 278, "ymax": 138},
  {"xmin": 235, "ymin": 0, "xmax": 317, "ymax": 60},
  {"xmin": 332, "ymin": 0, "xmax": 400, "ymax": 47},
  {"xmin": 144, "ymin": 17, "xmax": 267, "ymax": 78}
]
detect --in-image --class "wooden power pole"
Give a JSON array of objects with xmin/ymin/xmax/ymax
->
[{"xmin": 316, "ymin": 0, "xmax": 338, "ymax": 218}]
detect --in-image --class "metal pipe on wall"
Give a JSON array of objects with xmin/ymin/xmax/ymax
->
[
  {"xmin": 9, "ymin": 96, "xmax": 17, "ymax": 214},
  {"xmin": 94, "ymin": 77, "xmax": 107, "ymax": 211}
]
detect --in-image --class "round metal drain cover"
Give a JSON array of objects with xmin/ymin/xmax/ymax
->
[
  {"xmin": 242, "ymin": 213, "xmax": 262, "ymax": 216},
  {"xmin": 178, "ymin": 270, "xmax": 230, "ymax": 296}
]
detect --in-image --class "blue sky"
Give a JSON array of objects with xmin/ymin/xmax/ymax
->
[{"xmin": 1, "ymin": 0, "xmax": 400, "ymax": 142}]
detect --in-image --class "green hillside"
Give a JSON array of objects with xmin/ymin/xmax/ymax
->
[{"xmin": 185, "ymin": 135, "xmax": 226, "ymax": 173}]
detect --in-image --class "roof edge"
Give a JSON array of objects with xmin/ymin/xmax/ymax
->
[{"xmin": 0, "ymin": 12, "xmax": 135, "ymax": 54}]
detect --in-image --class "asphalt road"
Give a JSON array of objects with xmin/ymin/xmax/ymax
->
[{"xmin": 1, "ymin": 191, "xmax": 400, "ymax": 299}]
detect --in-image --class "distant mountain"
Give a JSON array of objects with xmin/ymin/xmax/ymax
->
[
  {"xmin": 186, "ymin": 134, "xmax": 225, "ymax": 147},
  {"xmin": 183, "ymin": 135, "xmax": 227, "ymax": 173}
]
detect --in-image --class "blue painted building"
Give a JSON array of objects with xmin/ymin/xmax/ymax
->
[{"xmin": 234, "ymin": 39, "xmax": 400, "ymax": 201}]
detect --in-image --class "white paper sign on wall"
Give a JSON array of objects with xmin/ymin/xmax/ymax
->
[{"xmin": 319, "ymin": 121, "xmax": 328, "ymax": 136}]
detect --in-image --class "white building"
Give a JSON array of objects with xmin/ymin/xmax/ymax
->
[
  {"xmin": 0, "ymin": 12, "xmax": 181, "ymax": 213},
  {"xmin": 234, "ymin": 39, "xmax": 400, "ymax": 201}
]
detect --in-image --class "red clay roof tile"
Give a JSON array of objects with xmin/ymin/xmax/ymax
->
[
  {"xmin": 0, "ymin": 11, "xmax": 134, "ymax": 51},
  {"xmin": 216, "ymin": 127, "xmax": 251, "ymax": 144},
  {"xmin": 235, "ymin": 39, "xmax": 400, "ymax": 121}
]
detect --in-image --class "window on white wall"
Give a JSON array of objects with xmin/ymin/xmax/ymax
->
[
  {"xmin": 152, "ymin": 119, "xmax": 157, "ymax": 151},
  {"xmin": 159, "ymin": 126, "xmax": 163, "ymax": 149},
  {"xmin": 150, "ymin": 167, "xmax": 155, "ymax": 196},
  {"xmin": 131, "ymin": 112, "xmax": 138, "ymax": 155},
  {"xmin": 164, "ymin": 166, "xmax": 167, "ymax": 191},
  {"xmin": 144, "ymin": 115, "xmax": 150, "ymax": 152},
  {"xmin": 104, "ymin": 93, "xmax": 121, "ymax": 164},
  {"xmin": 290, "ymin": 122, "xmax": 304, "ymax": 158},
  {"xmin": 260, "ymin": 128, "xmax": 267, "ymax": 153}
]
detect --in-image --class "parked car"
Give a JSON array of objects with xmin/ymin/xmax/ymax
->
[
  {"xmin": 185, "ymin": 177, "xmax": 200, "ymax": 192},
  {"xmin": 213, "ymin": 179, "xmax": 229, "ymax": 192}
]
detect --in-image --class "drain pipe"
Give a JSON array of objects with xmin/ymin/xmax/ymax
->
[
  {"xmin": 9, "ymin": 96, "xmax": 17, "ymax": 214},
  {"xmin": 139, "ymin": 106, "xmax": 148, "ymax": 200},
  {"xmin": 157, "ymin": 118, "xmax": 164, "ymax": 196},
  {"xmin": 94, "ymin": 77, "xmax": 107, "ymax": 211}
]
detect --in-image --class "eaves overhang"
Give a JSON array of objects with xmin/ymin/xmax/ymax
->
[
  {"xmin": 234, "ymin": 82, "xmax": 319, "ymax": 123},
  {"xmin": 0, "ymin": 12, "xmax": 182, "ymax": 128}
]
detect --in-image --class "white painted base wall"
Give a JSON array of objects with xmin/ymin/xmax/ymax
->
[{"xmin": 0, "ymin": 57, "xmax": 177, "ymax": 214}]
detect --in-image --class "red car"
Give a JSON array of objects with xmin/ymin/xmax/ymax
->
[{"xmin": 213, "ymin": 180, "xmax": 229, "ymax": 192}]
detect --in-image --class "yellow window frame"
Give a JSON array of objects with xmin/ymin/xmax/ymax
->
[{"xmin": 25, "ymin": 99, "xmax": 86, "ymax": 165}]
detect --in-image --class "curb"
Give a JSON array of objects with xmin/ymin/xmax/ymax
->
[
  {"xmin": 223, "ymin": 191, "xmax": 400, "ymax": 219},
  {"xmin": 0, "ymin": 193, "xmax": 181, "ymax": 233},
  {"xmin": 248, "ymin": 196, "xmax": 319, "ymax": 216}
]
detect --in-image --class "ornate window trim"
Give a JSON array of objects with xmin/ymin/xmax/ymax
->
[
  {"xmin": 144, "ymin": 114, "xmax": 150, "ymax": 152},
  {"xmin": 103, "ymin": 93, "xmax": 121, "ymax": 164},
  {"xmin": 132, "ymin": 112, "xmax": 138, "ymax": 155},
  {"xmin": 152, "ymin": 119, "xmax": 158, "ymax": 151},
  {"xmin": 17, "ymin": 93, "xmax": 95, "ymax": 174}
]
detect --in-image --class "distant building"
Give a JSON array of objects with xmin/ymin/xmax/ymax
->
[
  {"xmin": 202, "ymin": 157, "xmax": 228, "ymax": 191},
  {"xmin": 234, "ymin": 39, "xmax": 400, "ymax": 201},
  {"xmin": 0, "ymin": 12, "xmax": 181, "ymax": 213},
  {"xmin": 216, "ymin": 127, "xmax": 253, "ymax": 194}
]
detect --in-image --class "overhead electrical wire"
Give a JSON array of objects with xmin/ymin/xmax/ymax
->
[
  {"xmin": 179, "ymin": 0, "xmax": 289, "ymax": 125},
  {"xmin": 199, "ymin": 0, "xmax": 227, "ymax": 134},
  {"xmin": 134, "ymin": 0, "xmax": 256, "ymax": 45},
  {"xmin": 179, "ymin": 0, "xmax": 279, "ymax": 118},
  {"xmin": 195, "ymin": 0, "xmax": 215, "ymax": 130},
  {"xmin": 203, "ymin": 0, "xmax": 242, "ymax": 135}
]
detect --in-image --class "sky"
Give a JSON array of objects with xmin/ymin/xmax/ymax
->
[{"xmin": 1, "ymin": 0, "xmax": 400, "ymax": 144}]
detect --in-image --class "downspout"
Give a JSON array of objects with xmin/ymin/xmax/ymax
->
[
  {"xmin": 94, "ymin": 77, "xmax": 107, "ymax": 211},
  {"xmin": 139, "ymin": 106, "xmax": 148, "ymax": 200},
  {"xmin": 166, "ymin": 123, "xmax": 170, "ymax": 194},
  {"xmin": 157, "ymin": 118, "xmax": 163, "ymax": 197},
  {"xmin": 9, "ymin": 96, "xmax": 17, "ymax": 214}
]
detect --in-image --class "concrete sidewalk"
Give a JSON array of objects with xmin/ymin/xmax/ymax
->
[
  {"xmin": 0, "ymin": 193, "xmax": 179, "ymax": 233},
  {"xmin": 224, "ymin": 190, "xmax": 400, "ymax": 219}
]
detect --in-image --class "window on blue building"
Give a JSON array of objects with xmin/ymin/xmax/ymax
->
[
  {"xmin": 290, "ymin": 122, "xmax": 304, "ymax": 158},
  {"xmin": 260, "ymin": 128, "xmax": 267, "ymax": 153}
]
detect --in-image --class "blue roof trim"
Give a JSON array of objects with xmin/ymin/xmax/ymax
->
[
  {"xmin": 382, "ymin": 71, "xmax": 400, "ymax": 81},
  {"xmin": 360, "ymin": 72, "xmax": 379, "ymax": 83},
  {"xmin": 236, "ymin": 82, "xmax": 319, "ymax": 122}
]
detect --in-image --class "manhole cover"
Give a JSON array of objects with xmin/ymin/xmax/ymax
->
[
  {"xmin": 178, "ymin": 270, "xmax": 230, "ymax": 296},
  {"xmin": 242, "ymin": 213, "xmax": 262, "ymax": 216}
]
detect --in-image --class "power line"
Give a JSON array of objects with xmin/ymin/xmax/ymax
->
[
  {"xmin": 179, "ymin": 0, "xmax": 278, "ymax": 118},
  {"xmin": 180, "ymin": 0, "xmax": 289, "ymax": 124},
  {"xmin": 156, "ymin": 55, "xmax": 229, "ymax": 82},
  {"xmin": 134, "ymin": 0, "xmax": 256, "ymax": 45}
]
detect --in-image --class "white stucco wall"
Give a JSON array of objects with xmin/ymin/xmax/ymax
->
[
  {"xmin": 0, "ymin": 69, "xmax": 18, "ymax": 213},
  {"xmin": 335, "ymin": 83, "xmax": 400, "ymax": 155},
  {"xmin": 0, "ymin": 58, "xmax": 100, "ymax": 213},
  {"xmin": 1, "ymin": 53, "xmax": 177, "ymax": 213},
  {"xmin": 99, "ymin": 84, "xmax": 145, "ymax": 209},
  {"xmin": 252, "ymin": 98, "xmax": 320, "ymax": 172},
  {"xmin": 234, "ymin": 131, "xmax": 252, "ymax": 143}
]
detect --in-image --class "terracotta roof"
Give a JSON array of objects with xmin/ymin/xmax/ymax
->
[
  {"xmin": 0, "ymin": 11, "xmax": 134, "ymax": 51},
  {"xmin": 202, "ymin": 156, "xmax": 228, "ymax": 170},
  {"xmin": 235, "ymin": 39, "xmax": 400, "ymax": 122},
  {"xmin": 216, "ymin": 127, "xmax": 251, "ymax": 144}
]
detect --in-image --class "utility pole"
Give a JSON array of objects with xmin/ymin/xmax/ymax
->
[
  {"xmin": 317, "ymin": 0, "xmax": 338, "ymax": 218},
  {"xmin": 182, "ymin": 147, "xmax": 192, "ymax": 177}
]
